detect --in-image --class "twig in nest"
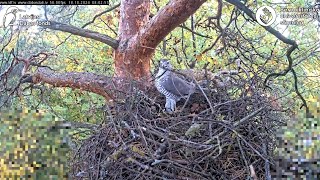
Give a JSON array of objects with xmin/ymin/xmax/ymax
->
[
  {"xmin": 249, "ymin": 164, "xmax": 258, "ymax": 180},
  {"xmin": 263, "ymin": 142, "xmax": 271, "ymax": 180},
  {"xmin": 192, "ymin": 76, "xmax": 214, "ymax": 114},
  {"xmin": 122, "ymin": 120, "xmax": 140, "ymax": 139},
  {"xmin": 153, "ymin": 139, "xmax": 168, "ymax": 160}
]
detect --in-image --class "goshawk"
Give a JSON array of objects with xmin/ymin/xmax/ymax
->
[{"xmin": 155, "ymin": 59, "xmax": 196, "ymax": 112}]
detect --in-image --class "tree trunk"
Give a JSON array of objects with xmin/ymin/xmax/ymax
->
[
  {"xmin": 23, "ymin": 0, "xmax": 208, "ymax": 98},
  {"xmin": 114, "ymin": 0, "xmax": 153, "ymax": 81}
]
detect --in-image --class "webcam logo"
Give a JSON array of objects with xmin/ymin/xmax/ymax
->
[
  {"xmin": 256, "ymin": 6, "xmax": 276, "ymax": 26},
  {"xmin": 3, "ymin": 6, "xmax": 25, "ymax": 29}
]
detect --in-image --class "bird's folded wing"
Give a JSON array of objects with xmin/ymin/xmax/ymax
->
[{"xmin": 162, "ymin": 74, "xmax": 195, "ymax": 97}]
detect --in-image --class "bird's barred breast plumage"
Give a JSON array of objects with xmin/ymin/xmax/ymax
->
[
  {"xmin": 155, "ymin": 59, "xmax": 196, "ymax": 112},
  {"xmin": 155, "ymin": 75, "xmax": 180, "ymax": 101}
]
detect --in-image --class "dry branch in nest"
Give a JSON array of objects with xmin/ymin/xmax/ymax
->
[{"xmin": 70, "ymin": 69, "xmax": 287, "ymax": 179}]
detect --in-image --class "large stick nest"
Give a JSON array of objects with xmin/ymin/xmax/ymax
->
[{"xmin": 70, "ymin": 70, "xmax": 287, "ymax": 179}]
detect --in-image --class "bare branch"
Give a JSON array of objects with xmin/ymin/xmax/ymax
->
[
  {"xmin": 81, "ymin": 3, "xmax": 120, "ymax": 28},
  {"xmin": 208, "ymin": 0, "xmax": 223, "ymax": 31},
  {"xmin": 264, "ymin": 45, "xmax": 297, "ymax": 86},
  {"xmin": 178, "ymin": 24, "xmax": 211, "ymax": 39},
  {"xmin": 291, "ymin": 69, "xmax": 312, "ymax": 117},
  {"xmin": 224, "ymin": 0, "xmax": 297, "ymax": 46},
  {"xmin": 224, "ymin": 0, "xmax": 312, "ymax": 115},
  {"xmin": 39, "ymin": 21, "xmax": 119, "ymax": 49}
]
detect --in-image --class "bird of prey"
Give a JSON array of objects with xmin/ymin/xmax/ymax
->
[
  {"xmin": 3, "ymin": 7, "xmax": 22, "ymax": 28},
  {"xmin": 155, "ymin": 59, "xmax": 196, "ymax": 112}
]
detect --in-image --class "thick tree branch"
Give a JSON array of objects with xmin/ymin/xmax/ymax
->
[
  {"xmin": 39, "ymin": 21, "xmax": 119, "ymax": 49},
  {"xmin": 139, "ymin": 0, "xmax": 206, "ymax": 48},
  {"xmin": 27, "ymin": 67, "xmax": 121, "ymax": 99}
]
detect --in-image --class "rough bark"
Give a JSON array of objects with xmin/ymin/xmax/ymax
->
[
  {"xmin": 139, "ymin": 0, "xmax": 206, "ymax": 48},
  {"xmin": 113, "ymin": 0, "xmax": 152, "ymax": 80},
  {"xmin": 26, "ymin": 67, "xmax": 147, "ymax": 100},
  {"xmin": 28, "ymin": 0, "xmax": 207, "ymax": 96},
  {"xmin": 31, "ymin": 68, "xmax": 116, "ymax": 99},
  {"xmin": 114, "ymin": 0, "xmax": 206, "ymax": 80}
]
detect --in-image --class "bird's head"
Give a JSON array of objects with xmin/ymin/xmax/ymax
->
[
  {"xmin": 11, "ymin": 8, "xmax": 18, "ymax": 14},
  {"xmin": 159, "ymin": 59, "xmax": 173, "ymax": 70}
]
